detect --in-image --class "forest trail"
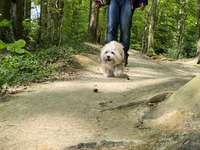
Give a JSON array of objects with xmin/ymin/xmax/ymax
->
[{"xmin": 0, "ymin": 46, "xmax": 200, "ymax": 150}]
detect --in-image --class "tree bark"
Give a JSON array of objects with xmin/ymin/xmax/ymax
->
[
  {"xmin": 197, "ymin": 40, "xmax": 200, "ymax": 64},
  {"xmin": 97, "ymin": 7, "xmax": 107, "ymax": 43},
  {"xmin": 88, "ymin": 0, "xmax": 99, "ymax": 43},
  {"xmin": 0, "ymin": 0, "xmax": 11, "ymax": 20},
  {"xmin": 198, "ymin": 0, "xmax": 200, "ymax": 39},
  {"xmin": 197, "ymin": 0, "xmax": 200, "ymax": 64},
  {"xmin": 12, "ymin": 0, "xmax": 25, "ymax": 39},
  {"xmin": 146, "ymin": 0, "xmax": 158, "ymax": 54},
  {"xmin": 49, "ymin": 0, "xmax": 64, "ymax": 45},
  {"xmin": 0, "ymin": 0, "xmax": 14, "ymax": 42},
  {"xmin": 38, "ymin": 0, "xmax": 64, "ymax": 46},
  {"xmin": 24, "ymin": 0, "xmax": 31, "ymax": 19},
  {"xmin": 176, "ymin": 0, "xmax": 188, "ymax": 59},
  {"xmin": 142, "ymin": 11, "xmax": 150, "ymax": 53},
  {"xmin": 38, "ymin": 0, "xmax": 48, "ymax": 45}
]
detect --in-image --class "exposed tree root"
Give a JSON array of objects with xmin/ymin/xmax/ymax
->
[{"xmin": 100, "ymin": 92, "xmax": 173, "ymax": 112}]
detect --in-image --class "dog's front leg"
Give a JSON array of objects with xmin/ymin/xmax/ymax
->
[
  {"xmin": 113, "ymin": 65, "xmax": 123, "ymax": 77},
  {"xmin": 101, "ymin": 65, "xmax": 114, "ymax": 77},
  {"xmin": 104, "ymin": 68, "xmax": 114, "ymax": 77}
]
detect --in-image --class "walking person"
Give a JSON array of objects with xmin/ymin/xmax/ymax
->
[{"xmin": 95, "ymin": 0, "xmax": 148, "ymax": 66}]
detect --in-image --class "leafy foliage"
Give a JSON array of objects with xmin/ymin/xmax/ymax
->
[
  {"xmin": 0, "ymin": 40, "xmax": 7, "ymax": 49},
  {"xmin": 132, "ymin": 0, "xmax": 197, "ymax": 58},
  {"xmin": 0, "ymin": 19, "xmax": 11, "ymax": 28},
  {"xmin": 0, "ymin": 55, "xmax": 52, "ymax": 86},
  {"xmin": 0, "ymin": 39, "xmax": 30, "ymax": 54},
  {"xmin": 0, "ymin": 42, "xmax": 90, "ymax": 87},
  {"xmin": 64, "ymin": 0, "xmax": 89, "ymax": 42}
]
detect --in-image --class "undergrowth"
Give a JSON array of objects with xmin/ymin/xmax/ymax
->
[{"xmin": 0, "ymin": 43, "xmax": 94, "ymax": 89}]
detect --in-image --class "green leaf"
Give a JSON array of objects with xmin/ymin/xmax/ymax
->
[
  {"xmin": 15, "ymin": 48, "xmax": 25, "ymax": 54},
  {"xmin": 14, "ymin": 39, "xmax": 26, "ymax": 48},
  {"xmin": 6, "ymin": 43, "xmax": 15, "ymax": 52},
  {"xmin": 24, "ymin": 49, "xmax": 32, "ymax": 55},
  {"xmin": 0, "ymin": 40, "xmax": 6, "ymax": 50}
]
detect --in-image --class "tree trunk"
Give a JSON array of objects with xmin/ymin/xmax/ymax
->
[
  {"xmin": 176, "ymin": 0, "xmax": 188, "ymax": 59},
  {"xmin": 12, "ymin": 0, "xmax": 25, "ymax": 39},
  {"xmin": 198, "ymin": 0, "xmax": 200, "ymax": 39},
  {"xmin": 88, "ymin": 0, "xmax": 99, "ymax": 43},
  {"xmin": 197, "ymin": 40, "xmax": 200, "ymax": 64},
  {"xmin": 23, "ymin": 0, "xmax": 31, "ymax": 42},
  {"xmin": 57, "ymin": 0, "xmax": 65, "ymax": 46},
  {"xmin": 38, "ymin": 0, "xmax": 64, "ymax": 47},
  {"xmin": 0, "ymin": 0, "xmax": 11, "ymax": 20},
  {"xmin": 197, "ymin": 0, "xmax": 200, "ymax": 64},
  {"xmin": 0, "ymin": 0, "xmax": 13, "ymax": 42},
  {"xmin": 146, "ymin": 0, "xmax": 158, "ymax": 54},
  {"xmin": 142, "ymin": 10, "xmax": 150, "ymax": 54},
  {"xmin": 142, "ymin": 26, "xmax": 148, "ymax": 53},
  {"xmin": 38, "ymin": 0, "xmax": 48, "ymax": 46},
  {"xmin": 24, "ymin": 0, "xmax": 31, "ymax": 19},
  {"xmin": 48, "ymin": 0, "xmax": 64, "ymax": 45},
  {"xmin": 97, "ymin": 7, "xmax": 107, "ymax": 44}
]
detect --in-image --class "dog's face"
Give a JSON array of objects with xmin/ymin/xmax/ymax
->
[
  {"xmin": 100, "ymin": 41, "xmax": 124, "ymax": 65},
  {"xmin": 102, "ymin": 49, "xmax": 117, "ymax": 64}
]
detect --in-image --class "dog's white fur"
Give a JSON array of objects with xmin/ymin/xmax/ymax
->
[{"xmin": 100, "ymin": 41, "xmax": 124, "ymax": 77}]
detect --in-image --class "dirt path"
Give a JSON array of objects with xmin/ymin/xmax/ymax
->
[{"xmin": 0, "ymin": 49, "xmax": 199, "ymax": 150}]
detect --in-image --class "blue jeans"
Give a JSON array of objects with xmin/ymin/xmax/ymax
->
[{"xmin": 107, "ymin": 0, "xmax": 134, "ymax": 56}]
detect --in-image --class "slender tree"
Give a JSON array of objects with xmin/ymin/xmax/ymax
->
[
  {"xmin": 97, "ymin": 7, "xmax": 107, "ymax": 43},
  {"xmin": 38, "ymin": 0, "xmax": 64, "ymax": 46},
  {"xmin": 142, "ymin": 10, "xmax": 150, "ymax": 53},
  {"xmin": 24, "ymin": 0, "xmax": 31, "ymax": 19},
  {"xmin": 0, "ymin": 0, "xmax": 13, "ymax": 42},
  {"xmin": 198, "ymin": 0, "xmax": 200, "ymax": 39},
  {"xmin": 146, "ymin": 0, "xmax": 158, "ymax": 54},
  {"xmin": 176, "ymin": 0, "xmax": 188, "ymax": 59},
  {"xmin": 0, "ymin": 0, "xmax": 11, "ymax": 20},
  {"xmin": 38, "ymin": 0, "xmax": 48, "ymax": 45},
  {"xmin": 197, "ymin": 0, "xmax": 200, "ymax": 64},
  {"xmin": 88, "ymin": 0, "xmax": 99, "ymax": 42},
  {"xmin": 23, "ymin": 0, "xmax": 31, "ymax": 41},
  {"xmin": 12, "ymin": 0, "xmax": 25, "ymax": 39}
]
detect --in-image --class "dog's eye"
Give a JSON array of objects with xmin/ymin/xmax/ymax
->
[
  {"xmin": 111, "ymin": 52, "xmax": 115, "ymax": 55},
  {"xmin": 105, "ymin": 51, "xmax": 108, "ymax": 54}
]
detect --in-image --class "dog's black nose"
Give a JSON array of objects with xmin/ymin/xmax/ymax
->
[{"xmin": 107, "ymin": 55, "xmax": 110, "ymax": 59}]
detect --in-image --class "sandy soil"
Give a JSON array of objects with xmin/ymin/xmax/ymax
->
[{"xmin": 0, "ymin": 49, "xmax": 200, "ymax": 150}]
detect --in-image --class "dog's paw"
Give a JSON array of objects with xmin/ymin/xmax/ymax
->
[
  {"xmin": 117, "ymin": 73, "xmax": 129, "ymax": 78},
  {"xmin": 114, "ymin": 70, "xmax": 129, "ymax": 79},
  {"xmin": 113, "ymin": 70, "xmax": 123, "ymax": 77},
  {"xmin": 103, "ymin": 73, "xmax": 113, "ymax": 77}
]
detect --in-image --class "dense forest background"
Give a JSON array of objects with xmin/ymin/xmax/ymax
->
[
  {"xmin": 0, "ymin": 0, "xmax": 200, "ymax": 88},
  {"xmin": 1, "ymin": 0, "xmax": 200, "ymax": 57}
]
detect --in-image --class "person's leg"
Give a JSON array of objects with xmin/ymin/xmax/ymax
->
[
  {"xmin": 107, "ymin": 0, "xmax": 120, "ymax": 42},
  {"xmin": 120, "ymin": 0, "xmax": 134, "ymax": 66}
]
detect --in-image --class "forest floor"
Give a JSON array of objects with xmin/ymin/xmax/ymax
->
[{"xmin": 0, "ymin": 43, "xmax": 200, "ymax": 150}]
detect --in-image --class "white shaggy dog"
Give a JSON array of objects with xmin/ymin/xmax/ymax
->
[{"xmin": 100, "ymin": 41, "xmax": 124, "ymax": 77}]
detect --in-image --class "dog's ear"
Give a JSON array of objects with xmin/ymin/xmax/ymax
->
[{"xmin": 119, "ymin": 43, "xmax": 124, "ymax": 49}]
